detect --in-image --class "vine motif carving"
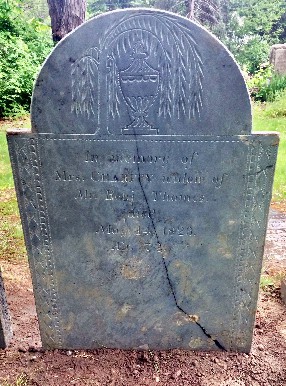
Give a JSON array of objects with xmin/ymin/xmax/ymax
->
[
  {"xmin": 230, "ymin": 143, "xmax": 277, "ymax": 350},
  {"xmin": 71, "ymin": 13, "xmax": 204, "ymax": 134},
  {"xmin": 12, "ymin": 138, "xmax": 62, "ymax": 348}
]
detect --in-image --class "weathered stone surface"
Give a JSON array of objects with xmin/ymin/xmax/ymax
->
[
  {"xmin": 270, "ymin": 44, "xmax": 286, "ymax": 75},
  {"xmin": 281, "ymin": 278, "xmax": 286, "ymax": 305},
  {"xmin": 7, "ymin": 9, "xmax": 278, "ymax": 352},
  {"xmin": 31, "ymin": 9, "xmax": 251, "ymax": 136},
  {"xmin": 0, "ymin": 269, "xmax": 13, "ymax": 348}
]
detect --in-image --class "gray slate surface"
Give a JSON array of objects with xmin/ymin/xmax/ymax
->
[
  {"xmin": 31, "ymin": 9, "xmax": 251, "ymax": 136},
  {"xmin": 0, "ymin": 269, "xmax": 12, "ymax": 348},
  {"xmin": 7, "ymin": 9, "xmax": 278, "ymax": 352}
]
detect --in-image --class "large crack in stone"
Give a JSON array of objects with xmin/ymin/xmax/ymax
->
[{"xmin": 134, "ymin": 138, "xmax": 226, "ymax": 351}]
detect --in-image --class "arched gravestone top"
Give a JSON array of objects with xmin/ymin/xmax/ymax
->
[
  {"xmin": 8, "ymin": 8, "xmax": 278, "ymax": 353},
  {"xmin": 31, "ymin": 8, "xmax": 251, "ymax": 135}
]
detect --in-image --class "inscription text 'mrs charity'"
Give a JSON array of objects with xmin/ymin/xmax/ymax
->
[{"xmin": 50, "ymin": 145, "xmax": 232, "ymax": 253}]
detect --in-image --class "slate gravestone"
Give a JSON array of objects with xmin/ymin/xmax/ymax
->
[
  {"xmin": 7, "ymin": 9, "xmax": 279, "ymax": 352},
  {"xmin": 0, "ymin": 269, "xmax": 12, "ymax": 348},
  {"xmin": 270, "ymin": 44, "xmax": 286, "ymax": 75}
]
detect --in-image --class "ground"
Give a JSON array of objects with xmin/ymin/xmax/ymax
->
[{"xmin": 0, "ymin": 200, "xmax": 285, "ymax": 385}]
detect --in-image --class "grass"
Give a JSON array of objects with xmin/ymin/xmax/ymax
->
[
  {"xmin": 260, "ymin": 275, "xmax": 275, "ymax": 290},
  {"xmin": 253, "ymin": 93, "xmax": 286, "ymax": 201},
  {"xmin": 0, "ymin": 374, "xmax": 29, "ymax": 386},
  {"xmin": 0, "ymin": 189, "xmax": 26, "ymax": 261},
  {"xmin": 260, "ymin": 271, "xmax": 285, "ymax": 294},
  {"xmin": 0, "ymin": 129, "xmax": 14, "ymax": 190},
  {"xmin": 0, "ymin": 116, "xmax": 30, "ymax": 261},
  {"xmin": 0, "ymin": 116, "xmax": 30, "ymax": 190}
]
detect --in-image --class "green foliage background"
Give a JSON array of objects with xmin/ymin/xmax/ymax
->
[
  {"xmin": 253, "ymin": 95, "xmax": 286, "ymax": 201},
  {"xmin": 221, "ymin": 0, "xmax": 286, "ymax": 73},
  {"xmin": 0, "ymin": 0, "xmax": 52, "ymax": 117},
  {"xmin": 87, "ymin": 0, "xmax": 286, "ymax": 74},
  {"xmin": 1, "ymin": 0, "xmax": 286, "ymax": 117}
]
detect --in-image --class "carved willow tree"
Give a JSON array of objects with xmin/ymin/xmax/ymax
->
[{"xmin": 47, "ymin": 0, "xmax": 87, "ymax": 43}]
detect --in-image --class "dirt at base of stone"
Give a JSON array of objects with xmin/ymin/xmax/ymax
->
[{"xmin": 0, "ymin": 258, "xmax": 285, "ymax": 386}]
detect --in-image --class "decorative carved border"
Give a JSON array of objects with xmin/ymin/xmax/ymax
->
[
  {"xmin": 230, "ymin": 143, "xmax": 277, "ymax": 351},
  {"xmin": 9, "ymin": 137, "xmax": 62, "ymax": 348},
  {"xmin": 8, "ymin": 134, "xmax": 277, "ymax": 351}
]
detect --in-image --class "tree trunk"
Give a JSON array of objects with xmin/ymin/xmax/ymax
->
[
  {"xmin": 185, "ymin": 0, "xmax": 195, "ymax": 19},
  {"xmin": 47, "ymin": 0, "xmax": 86, "ymax": 43}
]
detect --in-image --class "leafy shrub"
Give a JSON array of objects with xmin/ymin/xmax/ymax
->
[
  {"xmin": 232, "ymin": 37, "xmax": 271, "ymax": 75},
  {"xmin": 262, "ymin": 89, "xmax": 286, "ymax": 117},
  {"xmin": 0, "ymin": 0, "xmax": 52, "ymax": 117},
  {"xmin": 0, "ymin": 33, "xmax": 35, "ymax": 116},
  {"xmin": 247, "ymin": 65, "xmax": 286, "ymax": 102}
]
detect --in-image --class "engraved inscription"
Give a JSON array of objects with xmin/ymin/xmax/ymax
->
[
  {"xmin": 75, "ymin": 189, "xmax": 97, "ymax": 200},
  {"xmin": 10, "ymin": 1, "xmax": 278, "ymax": 351},
  {"xmin": 111, "ymin": 241, "xmax": 129, "ymax": 251},
  {"xmin": 127, "ymin": 209, "xmax": 155, "ymax": 218},
  {"xmin": 105, "ymin": 189, "xmax": 135, "ymax": 203},
  {"xmin": 91, "ymin": 172, "xmax": 154, "ymax": 183},
  {"xmin": 8, "ymin": 133, "xmax": 278, "ymax": 351},
  {"xmin": 85, "ymin": 151, "xmax": 169, "ymax": 165},
  {"xmin": 152, "ymin": 191, "xmax": 206, "ymax": 203},
  {"xmin": 52, "ymin": 144, "xmax": 233, "ymax": 254},
  {"xmin": 55, "ymin": 170, "xmax": 85, "ymax": 182},
  {"xmin": 54, "ymin": 150, "xmax": 230, "ymax": 199},
  {"xmin": 163, "ymin": 225, "xmax": 194, "ymax": 236},
  {"xmin": 95, "ymin": 224, "xmax": 119, "ymax": 235}
]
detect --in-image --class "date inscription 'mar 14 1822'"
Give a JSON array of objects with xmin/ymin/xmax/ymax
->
[{"xmin": 8, "ymin": 9, "xmax": 278, "ymax": 353}]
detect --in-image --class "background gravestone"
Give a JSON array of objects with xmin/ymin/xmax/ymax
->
[
  {"xmin": 0, "ymin": 269, "xmax": 13, "ymax": 348},
  {"xmin": 7, "ymin": 9, "xmax": 278, "ymax": 352},
  {"xmin": 270, "ymin": 44, "xmax": 286, "ymax": 75}
]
